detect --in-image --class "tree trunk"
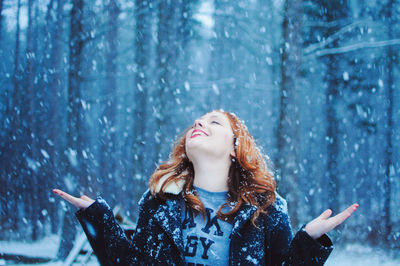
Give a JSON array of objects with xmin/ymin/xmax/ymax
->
[
  {"xmin": 276, "ymin": 0, "xmax": 302, "ymax": 228},
  {"xmin": 57, "ymin": 0, "xmax": 85, "ymax": 259},
  {"xmin": 40, "ymin": 0, "xmax": 65, "ymax": 235},
  {"xmin": 383, "ymin": 0, "xmax": 394, "ymax": 246},
  {"xmin": 24, "ymin": 0, "xmax": 42, "ymax": 241},
  {"xmin": 0, "ymin": 0, "xmax": 3, "ymax": 42},
  {"xmin": 131, "ymin": 0, "xmax": 151, "ymax": 212},
  {"xmin": 6, "ymin": 0, "xmax": 23, "ymax": 239},
  {"xmin": 100, "ymin": 0, "xmax": 119, "ymax": 205},
  {"xmin": 324, "ymin": 54, "xmax": 340, "ymax": 213},
  {"xmin": 210, "ymin": 0, "xmax": 228, "ymax": 109},
  {"xmin": 155, "ymin": 0, "xmax": 178, "ymax": 161},
  {"xmin": 316, "ymin": 0, "xmax": 350, "ymax": 214}
]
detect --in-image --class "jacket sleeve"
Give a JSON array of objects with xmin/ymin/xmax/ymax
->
[
  {"xmin": 75, "ymin": 197, "xmax": 138, "ymax": 265},
  {"xmin": 269, "ymin": 209, "xmax": 333, "ymax": 266}
]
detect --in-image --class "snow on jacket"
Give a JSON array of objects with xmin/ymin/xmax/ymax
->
[{"xmin": 75, "ymin": 189, "xmax": 333, "ymax": 265}]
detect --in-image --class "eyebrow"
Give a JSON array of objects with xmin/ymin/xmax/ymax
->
[
  {"xmin": 201, "ymin": 114, "xmax": 221, "ymax": 120},
  {"xmin": 203, "ymin": 114, "xmax": 226, "ymax": 123}
]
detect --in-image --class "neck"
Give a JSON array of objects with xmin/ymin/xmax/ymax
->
[{"xmin": 192, "ymin": 156, "xmax": 231, "ymax": 192}]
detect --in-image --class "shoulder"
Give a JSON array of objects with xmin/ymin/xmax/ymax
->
[
  {"xmin": 138, "ymin": 189, "xmax": 161, "ymax": 209},
  {"xmin": 272, "ymin": 191, "xmax": 288, "ymax": 215},
  {"xmin": 138, "ymin": 188, "xmax": 180, "ymax": 210},
  {"xmin": 266, "ymin": 191, "xmax": 288, "ymax": 215},
  {"xmin": 138, "ymin": 189, "xmax": 153, "ymax": 206}
]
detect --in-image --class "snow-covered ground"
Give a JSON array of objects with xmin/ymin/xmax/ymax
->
[
  {"xmin": 1, "ymin": 236, "xmax": 399, "ymax": 265},
  {"xmin": 0, "ymin": 235, "xmax": 59, "ymax": 261},
  {"xmin": 0, "ymin": 234, "xmax": 99, "ymax": 265},
  {"xmin": 326, "ymin": 244, "xmax": 400, "ymax": 266},
  {"xmin": 0, "ymin": 261, "xmax": 99, "ymax": 266}
]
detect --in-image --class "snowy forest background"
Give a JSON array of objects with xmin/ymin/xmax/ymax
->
[{"xmin": 0, "ymin": 0, "xmax": 399, "ymax": 263}]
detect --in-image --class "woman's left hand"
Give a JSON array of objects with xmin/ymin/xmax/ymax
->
[{"xmin": 305, "ymin": 203, "xmax": 359, "ymax": 240}]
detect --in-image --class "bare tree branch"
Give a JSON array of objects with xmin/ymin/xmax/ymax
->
[
  {"xmin": 304, "ymin": 20, "xmax": 379, "ymax": 55},
  {"xmin": 306, "ymin": 39, "xmax": 400, "ymax": 57}
]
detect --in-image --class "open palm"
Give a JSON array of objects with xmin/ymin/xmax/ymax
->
[
  {"xmin": 52, "ymin": 188, "xmax": 95, "ymax": 209},
  {"xmin": 305, "ymin": 203, "xmax": 359, "ymax": 239}
]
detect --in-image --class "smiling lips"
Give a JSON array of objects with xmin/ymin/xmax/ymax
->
[{"xmin": 191, "ymin": 129, "xmax": 209, "ymax": 138}]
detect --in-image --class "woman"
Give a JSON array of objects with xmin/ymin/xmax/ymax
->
[{"xmin": 53, "ymin": 110, "xmax": 358, "ymax": 265}]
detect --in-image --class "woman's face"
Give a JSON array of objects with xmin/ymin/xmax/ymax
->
[{"xmin": 185, "ymin": 111, "xmax": 235, "ymax": 162}]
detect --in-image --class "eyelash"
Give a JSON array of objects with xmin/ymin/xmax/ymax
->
[{"xmin": 190, "ymin": 120, "xmax": 220, "ymax": 128}]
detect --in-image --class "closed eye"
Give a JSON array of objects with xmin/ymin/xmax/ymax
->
[{"xmin": 211, "ymin": 121, "xmax": 220, "ymax": 125}]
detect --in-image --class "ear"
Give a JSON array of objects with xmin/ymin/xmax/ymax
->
[
  {"xmin": 230, "ymin": 147, "xmax": 236, "ymax": 158},
  {"xmin": 230, "ymin": 136, "xmax": 237, "ymax": 158}
]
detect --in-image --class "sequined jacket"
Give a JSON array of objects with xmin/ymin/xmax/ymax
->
[{"xmin": 75, "ymin": 189, "xmax": 333, "ymax": 265}]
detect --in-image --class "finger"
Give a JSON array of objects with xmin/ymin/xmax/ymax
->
[
  {"xmin": 52, "ymin": 188, "xmax": 63, "ymax": 194},
  {"xmin": 52, "ymin": 188, "xmax": 79, "ymax": 205},
  {"xmin": 80, "ymin": 195, "xmax": 94, "ymax": 202},
  {"xmin": 330, "ymin": 203, "xmax": 359, "ymax": 227},
  {"xmin": 318, "ymin": 209, "xmax": 333, "ymax": 220}
]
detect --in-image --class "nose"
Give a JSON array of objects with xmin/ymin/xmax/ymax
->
[{"xmin": 193, "ymin": 119, "xmax": 204, "ymax": 128}]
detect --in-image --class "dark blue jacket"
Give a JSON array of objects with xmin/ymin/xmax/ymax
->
[{"xmin": 76, "ymin": 190, "xmax": 333, "ymax": 265}]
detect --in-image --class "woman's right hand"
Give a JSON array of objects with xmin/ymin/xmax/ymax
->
[{"xmin": 52, "ymin": 188, "xmax": 95, "ymax": 210}]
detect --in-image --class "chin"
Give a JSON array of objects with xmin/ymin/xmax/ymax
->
[{"xmin": 186, "ymin": 143, "xmax": 214, "ymax": 157}]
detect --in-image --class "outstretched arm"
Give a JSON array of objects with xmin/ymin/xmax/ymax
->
[
  {"xmin": 53, "ymin": 189, "xmax": 137, "ymax": 265},
  {"xmin": 270, "ymin": 203, "xmax": 359, "ymax": 266}
]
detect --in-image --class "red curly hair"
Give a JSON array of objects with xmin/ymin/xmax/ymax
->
[{"xmin": 149, "ymin": 110, "xmax": 276, "ymax": 225}]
